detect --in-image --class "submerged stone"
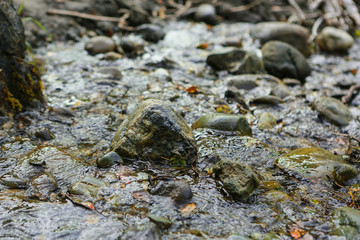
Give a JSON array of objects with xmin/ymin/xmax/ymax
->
[
  {"xmin": 192, "ymin": 113, "xmax": 252, "ymax": 136},
  {"xmin": 276, "ymin": 147, "xmax": 358, "ymax": 183},
  {"xmin": 313, "ymin": 96, "xmax": 353, "ymax": 126},
  {"xmin": 69, "ymin": 175, "xmax": 108, "ymax": 199},
  {"xmin": 150, "ymin": 180, "xmax": 193, "ymax": 205},
  {"xmin": 206, "ymin": 49, "xmax": 265, "ymax": 74},
  {"xmin": 97, "ymin": 151, "xmax": 123, "ymax": 168},
  {"xmin": 29, "ymin": 173, "xmax": 58, "ymax": 200},
  {"xmin": 332, "ymin": 207, "xmax": 360, "ymax": 240},
  {"xmin": 257, "ymin": 112, "xmax": 277, "ymax": 130},
  {"xmin": 262, "ymin": 41, "xmax": 311, "ymax": 82},
  {"xmin": 213, "ymin": 159, "xmax": 259, "ymax": 201},
  {"xmin": 110, "ymin": 99, "xmax": 197, "ymax": 166},
  {"xmin": 147, "ymin": 214, "xmax": 173, "ymax": 229}
]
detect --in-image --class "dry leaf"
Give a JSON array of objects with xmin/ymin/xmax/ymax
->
[
  {"xmin": 81, "ymin": 202, "xmax": 95, "ymax": 210},
  {"xmin": 216, "ymin": 105, "xmax": 233, "ymax": 114},
  {"xmin": 197, "ymin": 43, "xmax": 209, "ymax": 49},
  {"xmin": 180, "ymin": 203, "xmax": 196, "ymax": 217},
  {"xmin": 186, "ymin": 86, "xmax": 199, "ymax": 94}
]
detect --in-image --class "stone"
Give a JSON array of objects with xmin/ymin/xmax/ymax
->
[
  {"xmin": 195, "ymin": 4, "xmax": 217, "ymax": 25},
  {"xmin": 271, "ymin": 83, "xmax": 290, "ymax": 98},
  {"xmin": 276, "ymin": 147, "xmax": 358, "ymax": 183},
  {"xmin": 227, "ymin": 76, "xmax": 259, "ymax": 90},
  {"xmin": 332, "ymin": 207, "xmax": 360, "ymax": 240},
  {"xmin": 102, "ymin": 51, "xmax": 123, "ymax": 60},
  {"xmin": 283, "ymin": 78, "xmax": 301, "ymax": 86},
  {"xmin": 147, "ymin": 214, "xmax": 173, "ymax": 229},
  {"xmin": 85, "ymin": 36, "xmax": 115, "ymax": 54},
  {"xmin": 262, "ymin": 41, "xmax": 311, "ymax": 83},
  {"xmin": 206, "ymin": 49, "xmax": 265, "ymax": 74},
  {"xmin": 97, "ymin": 66, "xmax": 123, "ymax": 79},
  {"xmin": 313, "ymin": 96, "xmax": 353, "ymax": 126},
  {"xmin": 0, "ymin": 0, "xmax": 46, "ymax": 116},
  {"xmin": 251, "ymin": 96, "xmax": 284, "ymax": 105},
  {"xmin": 69, "ymin": 175, "xmax": 108, "ymax": 198},
  {"xmin": 261, "ymin": 190, "xmax": 292, "ymax": 203},
  {"xmin": 192, "ymin": 113, "xmax": 252, "ymax": 136},
  {"xmin": 150, "ymin": 180, "xmax": 193, "ymax": 205},
  {"xmin": 136, "ymin": 24, "xmax": 165, "ymax": 43},
  {"xmin": 257, "ymin": 112, "xmax": 277, "ymax": 130},
  {"xmin": 97, "ymin": 151, "xmax": 123, "ymax": 168},
  {"xmin": 29, "ymin": 173, "xmax": 58, "ymax": 200},
  {"xmin": 213, "ymin": 159, "xmax": 259, "ymax": 201},
  {"xmin": 317, "ymin": 27, "xmax": 354, "ymax": 53},
  {"xmin": 110, "ymin": 99, "xmax": 197, "ymax": 166},
  {"xmin": 251, "ymin": 22, "xmax": 310, "ymax": 56},
  {"xmin": 30, "ymin": 127, "xmax": 55, "ymax": 141}
]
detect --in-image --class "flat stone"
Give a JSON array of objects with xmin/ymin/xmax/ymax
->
[
  {"xmin": 317, "ymin": 27, "xmax": 354, "ymax": 53},
  {"xmin": 85, "ymin": 36, "xmax": 115, "ymax": 54}
]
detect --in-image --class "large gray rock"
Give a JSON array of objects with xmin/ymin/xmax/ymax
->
[
  {"xmin": 262, "ymin": 41, "xmax": 311, "ymax": 83},
  {"xmin": 251, "ymin": 22, "xmax": 310, "ymax": 56},
  {"xmin": 317, "ymin": 27, "xmax": 354, "ymax": 53},
  {"xmin": 0, "ymin": 0, "xmax": 45, "ymax": 116},
  {"xmin": 213, "ymin": 159, "xmax": 259, "ymax": 201},
  {"xmin": 313, "ymin": 96, "xmax": 353, "ymax": 126},
  {"xmin": 332, "ymin": 207, "xmax": 360, "ymax": 240},
  {"xmin": 110, "ymin": 99, "xmax": 197, "ymax": 166},
  {"xmin": 206, "ymin": 49, "xmax": 265, "ymax": 74}
]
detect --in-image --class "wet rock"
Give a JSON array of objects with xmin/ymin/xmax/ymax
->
[
  {"xmin": 226, "ymin": 75, "xmax": 259, "ymax": 90},
  {"xmin": 69, "ymin": 176, "xmax": 108, "ymax": 199},
  {"xmin": 0, "ymin": 0, "xmax": 45, "ymax": 116},
  {"xmin": 213, "ymin": 159, "xmax": 259, "ymax": 201},
  {"xmin": 136, "ymin": 24, "xmax": 165, "ymax": 43},
  {"xmin": 261, "ymin": 190, "xmax": 292, "ymax": 203},
  {"xmin": 147, "ymin": 214, "xmax": 173, "ymax": 229},
  {"xmin": 251, "ymin": 96, "xmax": 284, "ymax": 105},
  {"xmin": 261, "ymin": 41, "xmax": 311, "ymax": 83},
  {"xmin": 119, "ymin": 37, "xmax": 145, "ymax": 56},
  {"xmin": 313, "ymin": 96, "xmax": 353, "ymax": 126},
  {"xmin": 102, "ymin": 51, "xmax": 123, "ymax": 60},
  {"xmin": 257, "ymin": 112, "xmax": 277, "ymax": 130},
  {"xmin": 85, "ymin": 36, "xmax": 115, "ymax": 54},
  {"xmin": 97, "ymin": 66, "xmax": 123, "ymax": 79},
  {"xmin": 121, "ymin": 223, "xmax": 161, "ymax": 240},
  {"xmin": 192, "ymin": 113, "xmax": 252, "ymax": 136},
  {"xmin": 110, "ymin": 99, "xmax": 197, "ymax": 166},
  {"xmin": 332, "ymin": 207, "xmax": 360, "ymax": 240},
  {"xmin": 97, "ymin": 151, "xmax": 123, "ymax": 168},
  {"xmin": 276, "ymin": 147, "xmax": 358, "ymax": 183},
  {"xmin": 31, "ymin": 127, "xmax": 55, "ymax": 141},
  {"xmin": 195, "ymin": 4, "xmax": 217, "ymax": 25},
  {"xmin": 28, "ymin": 173, "xmax": 58, "ymax": 200},
  {"xmin": 150, "ymin": 180, "xmax": 193, "ymax": 205},
  {"xmin": 317, "ymin": 27, "xmax": 354, "ymax": 53},
  {"xmin": 117, "ymin": 0, "xmax": 151, "ymax": 26},
  {"xmin": 271, "ymin": 83, "xmax": 290, "ymax": 98},
  {"xmin": 251, "ymin": 22, "xmax": 310, "ymax": 56},
  {"xmin": 206, "ymin": 49, "xmax": 265, "ymax": 74},
  {"xmin": 283, "ymin": 78, "xmax": 301, "ymax": 86},
  {"xmin": 224, "ymin": 88, "xmax": 249, "ymax": 110},
  {"xmin": 13, "ymin": 146, "xmax": 91, "ymax": 191},
  {"xmin": 0, "ymin": 173, "xmax": 27, "ymax": 189}
]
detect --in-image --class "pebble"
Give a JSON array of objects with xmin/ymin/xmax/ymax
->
[
  {"xmin": 96, "ymin": 151, "xmax": 123, "ymax": 168},
  {"xmin": 85, "ymin": 36, "xmax": 115, "ymax": 54},
  {"xmin": 136, "ymin": 24, "xmax": 165, "ymax": 43},
  {"xmin": 317, "ymin": 27, "xmax": 354, "ymax": 53},
  {"xmin": 195, "ymin": 4, "xmax": 217, "ymax": 25},
  {"xmin": 257, "ymin": 112, "xmax": 277, "ymax": 130}
]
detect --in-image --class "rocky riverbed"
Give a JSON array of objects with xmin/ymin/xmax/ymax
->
[{"xmin": 1, "ymin": 2, "xmax": 360, "ymax": 239}]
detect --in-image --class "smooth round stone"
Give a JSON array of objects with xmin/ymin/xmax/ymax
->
[
  {"xmin": 192, "ymin": 113, "xmax": 252, "ymax": 136},
  {"xmin": 97, "ymin": 151, "xmax": 123, "ymax": 168},
  {"xmin": 97, "ymin": 66, "xmax": 123, "ymax": 80},
  {"xmin": 257, "ymin": 112, "xmax": 277, "ymax": 130},
  {"xmin": 313, "ymin": 96, "xmax": 353, "ymax": 126},
  {"xmin": 85, "ymin": 36, "xmax": 115, "ymax": 54},
  {"xmin": 31, "ymin": 127, "xmax": 55, "ymax": 141},
  {"xmin": 150, "ymin": 180, "xmax": 193, "ymax": 205},
  {"xmin": 195, "ymin": 4, "xmax": 217, "ymax": 25},
  {"xmin": 262, "ymin": 41, "xmax": 311, "ymax": 82},
  {"xmin": 102, "ymin": 51, "xmax": 123, "ymax": 60},
  {"xmin": 227, "ymin": 76, "xmax": 259, "ymax": 90},
  {"xmin": 251, "ymin": 22, "xmax": 310, "ymax": 56},
  {"xmin": 317, "ymin": 27, "xmax": 354, "ymax": 53},
  {"xmin": 271, "ymin": 83, "xmax": 290, "ymax": 98},
  {"xmin": 276, "ymin": 147, "xmax": 358, "ymax": 183},
  {"xmin": 213, "ymin": 159, "xmax": 259, "ymax": 201},
  {"xmin": 261, "ymin": 190, "xmax": 292, "ymax": 203},
  {"xmin": 136, "ymin": 24, "xmax": 165, "ymax": 43}
]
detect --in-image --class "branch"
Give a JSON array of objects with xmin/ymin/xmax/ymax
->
[{"xmin": 229, "ymin": 0, "xmax": 263, "ymax": 13}]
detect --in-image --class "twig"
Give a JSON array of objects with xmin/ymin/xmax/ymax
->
[
  {"xmin": 323, "ymin": 0, "xmax": 340, "ymax": 26},
  {"xmin": 342, "ymin": 83, "xmax": 360, "ymax": 104},
  {"xmin": 229, "ymin": 0, "xmax": 263, "ymax": 13},
  {"xmin": 343, "ymin": 0, "xmax": 360, "ymax": 26},
  {"xmin": 288, "ymin": 0, "xmax": 305, "ymax": 21},
  {"xmin": 47, "ymin": 9, "xmax": 135, "ymax": 31},
  {"xmin": 174, "ymin": 0, "xmax": 192, "ymax": 18},
  {"xmin": 309, "ymin": 16, "xmax": 323, "ymax": 43}
]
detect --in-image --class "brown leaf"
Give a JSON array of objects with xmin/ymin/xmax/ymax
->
[
  {"xmin": 186, "ymin": 86, "xmax": 199, "ymax": 94},
  {"xmin": 181, "ymin": 203, "xmax": 196, "ymax": 217}
]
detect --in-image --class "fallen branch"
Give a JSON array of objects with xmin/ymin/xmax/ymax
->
[
  {"xmin": 229, "ymin": 0, "xmax": 263, "ymax": 13},
  {"xmin": 342, "ymin": 83, "xmax": 360, "ymax": 104},
  {"xmin": 47, "ymin": 9, "xmax": 135, "ymax": 31}
]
